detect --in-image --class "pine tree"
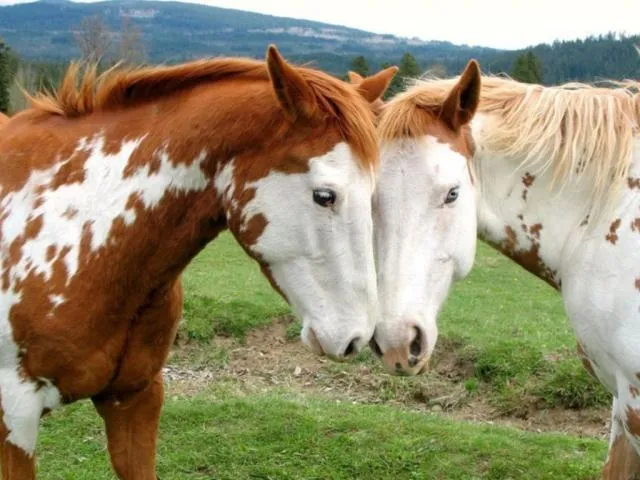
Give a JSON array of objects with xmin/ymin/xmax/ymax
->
[
  {"xmin": 383, "ymin": 53, "xmax": 422, "ymax": 99},
  {"xmin": 0, "ymin": 39, "xmax": 10, "ymax": 114},
  {"xmin": 525, "ymin": 51, "xmax": 543, "ymax": 83},
  {"xmin": 349, "ymin": 55, "xmax": 370, "ymax": 77},
  {"xmin": 398, "ymin": 52, "xmax": 421, "ymax": 79},
  {"xmin": 510, "ymin": 50, "xmax": 543, "ymax": 84}
]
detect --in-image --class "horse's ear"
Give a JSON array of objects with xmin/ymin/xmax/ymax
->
[
  {"xmin": 353, "ymin": 66, "xmax": 399, "ymax": 103},
  {"xmin": 266, "ymin": 45, "xmax": 318, "ymax": 122},
  {"xmin": 441, "ymin": 59, "xmax": 481, "ymax": 132},
  {"xmin": 347, "ymin": 71, "xmax": 364, "ymax": 84}
]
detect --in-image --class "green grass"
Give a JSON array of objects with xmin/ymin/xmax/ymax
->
[
  {"xmin": 435, "ymin": 242, "xmax": 610, "ymax": 411},
  {"xmin": 441, "ymin": 241, "xmax": 569, "ymax": 352},
  {"xmin": 180, "ymin": 233, "xmax": 290, "ymax": 340},
  {"xmin": 38, "ymin": 390, "xmax": 606, "ymax": 479},
  {"xmin": 35, "ymin": 233, "xmax": 612, "ymax": 478},
  {"xmin": 178, "ymin": 234, "xmax": 609, "ymax": 411}
]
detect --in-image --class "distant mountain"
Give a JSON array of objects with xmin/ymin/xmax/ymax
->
[
  {"xmin": 0, "ymin": 0, "xmax": 639, "ymax": 83},
  {"xmin": 0, "ymin": 0, "xmax": 502, "ymax": 71}
]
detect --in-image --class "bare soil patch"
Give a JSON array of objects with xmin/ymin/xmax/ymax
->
[{"xmin": 165, "ymin": 317, "xmax": 610, "ymax": 440}]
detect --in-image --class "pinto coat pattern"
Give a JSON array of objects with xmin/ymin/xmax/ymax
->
[
  {"xmin": 0, "ymin": 46, "xmax": 388, "ymax": 479},
  {"xmin": 373, "ymin": 62, "xmax": 640, "ymax": 478}
]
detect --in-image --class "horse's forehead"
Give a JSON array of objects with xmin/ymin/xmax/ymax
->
[{"xmin": 427, "ymin": 119, "xmax": 475, "ymax": 160}]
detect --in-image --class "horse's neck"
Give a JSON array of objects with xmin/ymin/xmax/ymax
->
[
  {"xmin": 24, "ymin": 129, "xmax": 229, "ymax": 294},
  {"xmin": 470, "ymin": 116, "xmax": 593, "ymax": 289}
]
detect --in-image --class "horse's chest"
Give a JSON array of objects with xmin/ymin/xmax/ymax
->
[{"xmin": 99, "ymin": 279, "xmax": 184, "ymax": 394}]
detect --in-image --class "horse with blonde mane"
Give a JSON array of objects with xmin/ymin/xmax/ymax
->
[
  {"xmin": 371, "ymin": 60, "xmax": 640, "ymax": 477},
  {"xmin": 0, "ymin": 45, "xmax": 393, "ymax": 479}
]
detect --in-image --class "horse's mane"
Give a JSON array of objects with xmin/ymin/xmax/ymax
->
[
  {"xmin": 380, "ymin": 72, "xmax": 640, "ymax": 215},
  {"xmin": 25, "ymin": 57, "xmax": 378, "ymax": 169}
]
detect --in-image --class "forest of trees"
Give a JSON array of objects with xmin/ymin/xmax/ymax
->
[
  {"xmin": 0, "ymin": 15, "xmax": 147, "ymax": 113},
  {"xmin": 0, "ymin": 13, "xmax": 638, "ymax": 114},
  {"xmin": 0, "ymin": 39, "xmax": 10, "ymax": 114}
]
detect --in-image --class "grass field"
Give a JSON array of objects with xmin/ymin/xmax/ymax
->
[{"xmin": 36, "ymin": 233, "xmax": 612, "ymax": 479}]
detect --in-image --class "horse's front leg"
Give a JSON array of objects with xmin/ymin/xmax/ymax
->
[
  {"xmin": 92, "ymin": 372, "xmax": 164, "ymax": 480},
  {"xmin": 0, "ymin": 381, "xmax": 56, "ymax": 479},
  {"xmin": 0, "ymin": 408, "xmax": 37, "ymax": 480},
  {"xmin": 603, "ymin": 391, "xmax": 640, "ymax": 479}
]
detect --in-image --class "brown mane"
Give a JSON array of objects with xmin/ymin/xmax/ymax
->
[{"xmin": 26, "ymin": 57, "xmax": 378, "ymax": 170}]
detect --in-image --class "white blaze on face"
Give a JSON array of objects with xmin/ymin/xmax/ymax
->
[
  {"xmin": 0, "ymin": 133, "xmax": 210, "ymax": 454},
  {"xmin": 233, "ymin": 142, "xmax": 378, "ymax": 359},
  {"xmin": 373, "ymin": 135, "xmax": 477, "ymax": 361}
]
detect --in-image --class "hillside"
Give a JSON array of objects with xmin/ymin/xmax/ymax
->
[
  {"xmin": 0, "ymin": 0, "xmax": 639, "ymax": 83},
  {"xmin": 0, "ymin": 0, "xmax": 499, "ymax": 73}
]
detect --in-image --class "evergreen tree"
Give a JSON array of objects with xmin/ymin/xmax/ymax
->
[
  {"xmin": 349, "ymin": 55, "xmax": 370, "ymax": 77},
  {"xmin": 0, "ymin": 39, "xmax": 10, "ymax": 114},
  {"xmin": 510, "ymin": 50, "xmax": 543, "ymax": 84},
  {"xmin": 398, "ymin": 52, "xmax": 421, "ymax": 79},
  {"xmin": 383, "ymin": 53, "xmax": 422, "ymax": 99}
]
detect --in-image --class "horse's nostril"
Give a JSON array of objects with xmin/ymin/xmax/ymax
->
[
  {"xmin": 410, "ymin": 327, "xmax": 423, "ymax": 357},
  {"xmin": 369, "ymin": 337, "xmax": 383, "ymax": 357},
  {"xmin": 343, "ymin": 337, "xmax": 360, "ymax": 357}
]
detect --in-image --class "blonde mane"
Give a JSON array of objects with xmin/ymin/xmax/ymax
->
[
  {"xmin": 25, "ymin": 57, "xmax": 378, "ymax": 170},
  {"xmin": 380, "ymin": 72, "xmax": 640, "ymax": 215}
]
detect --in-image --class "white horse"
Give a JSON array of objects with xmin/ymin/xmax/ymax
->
[{"xmin": 371, "ymin": 59, "xmax": 640, "ymax": 477}]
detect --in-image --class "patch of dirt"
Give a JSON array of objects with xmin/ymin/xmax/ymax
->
[{"xmin": 164, "ymin": 318, "xmax": 611, "ymax": 440}]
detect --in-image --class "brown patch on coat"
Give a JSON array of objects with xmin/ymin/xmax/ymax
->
[
  {"xmin": 522, "ymin": 172, "xmax": 535, "ymax": 187},
  {"xmin": 632, "ymin": 218, "xmax": 640, "ymax": 232},
  {"xmin": 606, "ymin": 218, "xmax": 622, "ymax": 244},
  {"xmin": 576, "ymin": 342, "xmax": 598, "ymax": 380},
  {"xmin": 485, "ymin": 222, "xmax": 558, "ymax": 289},
  {"xmin": 529, "ymin": 223, "xmax": 542, "ymax": 239},
  {"xmin": 504, "ymin": 226, "xmax": 518, "ymax": 252},
  {"xmin": 627, "ymin": 406, "xmax": 640, "ymax": 437},
  {"xmin": 628, "ymin": 177, "xmax": 640, "ymax": 189},
  {"xmin": 602, "ymin": 434, "xmax": 640, "ymax": 479}
]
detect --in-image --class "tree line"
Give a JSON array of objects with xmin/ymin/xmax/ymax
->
[
  {"xmin": 0, "ymin": 15, "xmax": 635, "ymax": 114},
  {"xmin": 0, "ymin": 14, "xmax": 146, "ymax": 114}
]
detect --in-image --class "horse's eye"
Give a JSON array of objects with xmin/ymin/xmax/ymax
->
[
  {"xmin": 313, "ymin": 188, "xmax": 337, "ymax": 207},
  {"xmin": 445, "ymin": 186, "xmax": 460, "ymax": 204}
]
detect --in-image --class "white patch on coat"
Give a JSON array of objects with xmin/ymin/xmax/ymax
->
[
  {"xmin": 234, "ymin": 142, "xmax": 378, "ymax": 358},
  {"xmin": 0, "ymin": 133, "xmax": 210, "ymax": 455}
]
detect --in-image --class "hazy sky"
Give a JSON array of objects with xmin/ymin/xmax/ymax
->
[{"xmin": 1, "ymin": 0, "xmax": 639, "ymax": 50}]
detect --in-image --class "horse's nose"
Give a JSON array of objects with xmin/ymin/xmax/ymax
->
[
  {"xmin": 302, "ymin": 327, "xmax": 368, "ymax": 361},
  {"xmin": 374, "ymin": 323, "xmax": 429, "ymax": 375}
]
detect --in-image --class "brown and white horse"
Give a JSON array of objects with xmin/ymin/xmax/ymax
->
[
  {"xmin": 0, "ymin": 46, "xmax": 388, "ymax": 479},
  {"xmin": 371, "ymin": 61, "xmax": 640, "ymax": 477}
]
